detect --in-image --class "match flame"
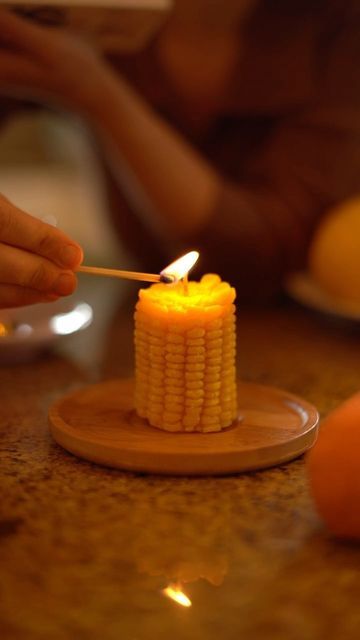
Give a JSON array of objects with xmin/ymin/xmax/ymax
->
[
  {"xmin": 161, "ymin": 251, "xmax": 199, "ymax": 283},
  {"xmin": 162, "ymin": 584, "xmax": 192, "ymax": 608}
]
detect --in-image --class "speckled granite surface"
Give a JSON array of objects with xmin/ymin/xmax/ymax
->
[{"xmin": 0, "ymin": 299, "xmax": 359, "ymax": 640}]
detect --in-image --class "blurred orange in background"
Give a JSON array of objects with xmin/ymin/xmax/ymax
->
[{"xmin": 308, "ymin": 198, "xmax": 360, "ymax": 303}]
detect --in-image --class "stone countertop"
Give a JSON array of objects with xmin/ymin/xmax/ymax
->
[{"xmin": 0, "ymin": 293, "xmax": 359, "ymax": 640}]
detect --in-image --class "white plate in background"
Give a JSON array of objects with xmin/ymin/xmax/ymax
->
[
  {"xmin": 0, "ymin": 298, "xmax": 93, "ymax": 363},
  {"xmin": 284, "ymin": 272, "xmax": 360, "ymax": 323}
]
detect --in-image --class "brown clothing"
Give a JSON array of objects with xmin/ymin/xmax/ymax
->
[{"xmin": 108, "ymin": 0, "xmax": 360, "ymax": 300}]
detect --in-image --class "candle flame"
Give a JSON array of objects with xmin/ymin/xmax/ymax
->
[
  {"xmin": 160, "ymin": 251, "xmax": 199, "ymax": 283},
  {"xmin": 162, "ymin": 584, "xmax": 192, "ymax": 608}
]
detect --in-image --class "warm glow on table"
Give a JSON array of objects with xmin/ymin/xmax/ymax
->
[{"xmin": 134, "ymin": 274, "xmax": 237, "ymax": 432}]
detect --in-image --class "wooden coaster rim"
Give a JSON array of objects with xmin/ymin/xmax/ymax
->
[{"xmin": 49, "ymin": 379, "xmax": 319, "ymax": 475}]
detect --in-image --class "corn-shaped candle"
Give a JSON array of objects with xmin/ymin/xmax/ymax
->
[{"xmin": 134, "ymin": 274, "xmax": 237, "ymax": 432}]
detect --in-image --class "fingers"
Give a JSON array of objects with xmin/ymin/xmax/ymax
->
[
  {"xmin": 0, "ymin": 194, "xmax": 83, "ymax": 270},
  {"xmin": 0, "ymin": 8, "xmax": 56, "ymax": 59},
  {"xmin": 0, "ymin": 284, "xmax": 59, "ymax": 309},
  {"xmin": 0, "ymin": 242, "xmax": 77, "ymax": 296}
]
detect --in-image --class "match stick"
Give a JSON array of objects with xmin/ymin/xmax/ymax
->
[{"xmin": 77, "ymin": 265, "xmax": 174, "ymax": 284}]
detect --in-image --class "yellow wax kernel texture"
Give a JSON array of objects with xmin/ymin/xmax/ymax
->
[
  {"xmin": 165, "ymin": 343, "xmax": 185, "ymax": 355},
  {"xmin": 134, "ymin": 273, "xmax": 237, "ymax": 432}
]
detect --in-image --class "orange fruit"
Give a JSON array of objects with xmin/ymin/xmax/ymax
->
[
  {"xmin": 307, "ymin": 392, "xmax": 360, "ymax": 539},
  {"xmin": 308, "ymin": 198, "xmax": 360, "ymax": 302}
]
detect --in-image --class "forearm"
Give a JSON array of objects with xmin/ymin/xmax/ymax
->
[
  {"xmin": 86, "ymin": 76, "xmax": 314, "ymax": 299},
  {"xmin": 88, "ymin": 80, "xmax": 287, "ymax": 296},
  {"xmin": 83, "ymin": 67, "xmax": 359, "ymax": 303},
  {"xmin": 86, "ymin": 73, "xmax": 221, "ymax": 237}
]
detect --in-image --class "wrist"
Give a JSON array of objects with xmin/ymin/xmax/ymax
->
[{"xmin": 77, "ymin": 66, "xmax": 122, "ymax": 125}]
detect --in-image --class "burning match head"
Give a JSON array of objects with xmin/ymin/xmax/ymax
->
[
  {"xmin": 160, "ymin": 251, "xmax": 199, "ymax": 284},
  {"xmin": 160, "ymin": 273, "xmax": 177, "ymax": 284}
]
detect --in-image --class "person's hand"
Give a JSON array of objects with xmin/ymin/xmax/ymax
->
[
  {"xmin": 0, "ymin": 193, "xmax": 83, "ymax": 308},
  {"xmin": 0, "ymin": 8, "xmax": 115, "ymax": 117}
]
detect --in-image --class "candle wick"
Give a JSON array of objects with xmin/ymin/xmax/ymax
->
[{"xmin": 183, "ymin": 274, "xmax": 189, "ymax": 295}]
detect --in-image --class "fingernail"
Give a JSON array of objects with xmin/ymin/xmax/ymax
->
[
  {"xmin": 53, "ymin": 273, "xmax": 76, "ymax": 296},
  {"xmin": 61, "ymin": 245, "xmax": 83, "ymax": 268}
]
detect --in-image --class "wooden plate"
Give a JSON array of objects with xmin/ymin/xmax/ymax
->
[{"xmin": 49, "ymin": 379, "xmax": 319, "ymax": 476}]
